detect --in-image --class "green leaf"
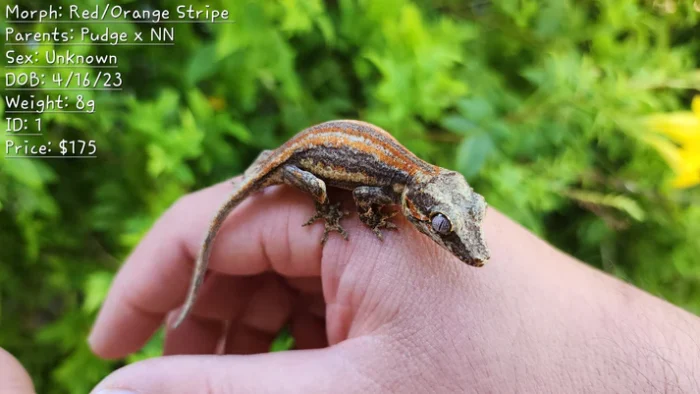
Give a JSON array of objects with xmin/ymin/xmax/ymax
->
[
  {"xmin": 456, "ymin": 133, "xmax": 495, "ymax": 179},
  {"xmin": 565, "ymin": 190, "xmax": 646, "ymax": 221},
  {"xmin": 82, "ymin": 272, "xmax": 114, "ymax": 314},
  {"xmin": 270, "ymin": 327, "xmax": 295, "ymax": 352},
  {"xmin": 441, "ymin": 116, "xmax": 477, "ymax": 134},
  {"xmin": 186, "ymin": 44, "xmax": 218, "ymax": 86},
  {"xmin": 456, "ymin": 98, "xmax": 495, "ymax": 122}
]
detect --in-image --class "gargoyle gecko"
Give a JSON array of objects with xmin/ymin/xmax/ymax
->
[{"xmin": 173, "ymin": 120, "xmax": 490, "ymax": 328}]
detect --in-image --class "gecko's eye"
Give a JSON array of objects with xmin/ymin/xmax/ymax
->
[{"xmin": 431, "ymin": 213, "xmax": 452, "ymax": 235}]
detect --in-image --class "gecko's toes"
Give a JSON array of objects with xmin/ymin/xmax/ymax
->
[
  {"xmin": 302, "ymin": 215, "xmax": 320, "ymax": 227},
  {"xmin": 306, "ymin": 201, "xmax": 349, "ymax": 243},
  {"xmin": 360, "ymin": 207, "xmax": 398, "ymax": 241}
]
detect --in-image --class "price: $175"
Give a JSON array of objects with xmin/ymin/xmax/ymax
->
[{"xmin": 60, "ymin": 139, "xmax": 96, "ymax": 156}]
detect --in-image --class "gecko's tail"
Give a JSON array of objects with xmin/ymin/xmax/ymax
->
[
  {"xmin": 172, "ymin": 251, "xmax": 206, "ymax": 329},
  {"xmin": 172, "ymin": 180, "xmax": 254, "ymax": 329}
]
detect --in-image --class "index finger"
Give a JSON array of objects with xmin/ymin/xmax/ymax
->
[{"xmin": 88, "ymin": 179, "xmax": 357, "ymax": 359}]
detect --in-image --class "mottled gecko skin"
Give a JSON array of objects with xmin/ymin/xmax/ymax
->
[{"xmin": 172, "ymin": 120, "xmax": 490, "ymax": 329}]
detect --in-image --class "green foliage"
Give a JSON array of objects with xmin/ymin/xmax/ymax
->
[{"xmin": 1, "ymin": 0, "xmax": 699, "ymax": 392}]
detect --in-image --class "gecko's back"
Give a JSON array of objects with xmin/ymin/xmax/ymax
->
[{"xmin": 260, "ymin": 120, "xmax": 440, "ymax": 191}]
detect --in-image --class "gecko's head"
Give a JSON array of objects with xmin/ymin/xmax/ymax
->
[{"xmin": 402, "ymin": 170, "xmax": 490, "ymax": 267}]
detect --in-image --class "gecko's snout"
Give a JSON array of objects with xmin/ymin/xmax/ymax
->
[
  {"xmin": 450, "ymin": 219, "xmax": 490, "ymax": 267},
  {"xmin": 460, "ymin": 249, "xmax": 489, "ymax": 268}
]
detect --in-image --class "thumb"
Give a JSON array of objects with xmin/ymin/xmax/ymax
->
[{"xmin": 90, "ymin": 342, "xmax": 378, "ymax": 394}]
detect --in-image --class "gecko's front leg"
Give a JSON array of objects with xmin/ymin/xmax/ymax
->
[
  {"xmin": 281, "ymin": 165, "xmax": 349, "ymax": 244},
  {"xmin": 353, "ymin": 186, "xmax": 398, "ymax": 240}
]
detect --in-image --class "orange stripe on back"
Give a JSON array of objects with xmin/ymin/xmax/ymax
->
[{"xmin": 270, "ymin": 120, "xmax": 439, "ymax": 177}]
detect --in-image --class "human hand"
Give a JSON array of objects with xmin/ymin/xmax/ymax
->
[
  {"xmin": 89, "ymin": 180, "xmax": 700, "ymax": 393},
  {"xmin": 0, "ymin": 348, "xmax": 35, "ymax": 394}
]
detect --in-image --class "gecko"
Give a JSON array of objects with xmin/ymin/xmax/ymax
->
[{"xmin": 172, "ymin": 119, "xmax": 490, "ymax": 328}]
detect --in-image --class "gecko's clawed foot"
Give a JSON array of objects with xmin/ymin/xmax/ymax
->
[
  {"xmin": 359, "ymin": 206, "xmax": 398, "ymax": 241},
  {"xmin": 303, "ymin": 201, "xmax": 349, "ymax": 244}
]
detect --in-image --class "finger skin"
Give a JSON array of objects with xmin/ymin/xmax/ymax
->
[
  {"xmin": 0, "ymin": 348, "xmax": 35, "ymax": 394},
  {"xmin": 163, "ymin": 314, "xmax": 223, "ymax": 356},
  {"xmin": 91, "ymin": 342, "xmax": 381, "ymax": 394},
  {"xmin": 89, "ymin": 200, "xmax": 700, "ymax": 393},
  {"xmin": 88, "ymin": 182, "xmax": 356, "ymax": 359},
  {"xmin": 171, "ymin": 273, "xmax": 262, "ymax": 323},
  {"xmin": 223, "ymin": 275, "xmax": 293, "ymax": 355},
  {"xmin": 224, "ymin": 324, "xmax": 275, "ymax": 355},
  {"xmin": 290, "ymin": 311, "xmax": 328, "ymax": 350},
  {"xmin": 89, "ymin": 178, "xmax": 700, "ymax": 393},
  {"xmin": 237, "ymin": 275, "xmax": 293, "ymax": 334}
]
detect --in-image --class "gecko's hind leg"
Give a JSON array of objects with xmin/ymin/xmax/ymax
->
[
  {"xmin": 234, "ymin": 150, "xmax": 275, "ymax": 195},
  {"xmin": 282, "ymin": 165, "xmax": 349, "ymax": 244},
  {"xmin": 353, "ymin": 186, "xmax": 398, "ymax": 241},
  {"xmin": 242, "ymin": 150, "xmax": 274, "ymax": 182}
]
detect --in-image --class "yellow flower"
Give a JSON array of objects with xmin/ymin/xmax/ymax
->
[{"xmin": 645, "ymin": 96, "xmax": 700, "ymax": 189}]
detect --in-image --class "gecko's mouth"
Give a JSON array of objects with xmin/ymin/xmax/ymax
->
[
  {"xmin": 437, "ymin": 223, "xmax": 490, "ymax": 267},
  {"xmin": 473, "ymin": 258, "xmax": 486, "ymax": 267},
  {"xmin": 456, "ymin": 252, "xmax": 488, "ymax": 267}
]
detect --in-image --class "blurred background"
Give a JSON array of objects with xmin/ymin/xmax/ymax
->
[{"xmin": 1, "ymin": 0, "xmax": 699, "ymax": 392}]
